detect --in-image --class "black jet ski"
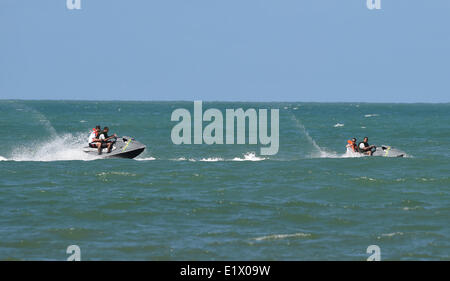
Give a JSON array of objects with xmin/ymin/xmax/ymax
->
[{"xmin": 83, "ymin": 136, "xmax": 146, "ymax": 159}]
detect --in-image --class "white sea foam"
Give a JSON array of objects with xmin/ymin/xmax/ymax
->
[
  {"xmin": 200, "ymin": 157, "xmax": 224, "ymax": 162},
  {"xmin": 377, "ymin": 232, "xmax": 404, "ymax": 239},
  {"xmin": 312, "ymin": 150, "xmax": 362, "ymax": 159},
  {"xmin": 166, "ymin": 153, "xmax": 266, "ymax": 162},
  {"xmin": 0, "ymin": 156, "xmax": 8, "ymax": 161},
  {"xmin": 172, "ymin": 157, "xmax": 187, "ymax": 161},
  {"xmin": 135, "ymin": 157, "xmax": 156, "ymax": 161},
  {"xmin": 341, "ymin": 149, "xmax": 365, "ymax": 158},
  {"xmin": 333, "ymin": 123, "xmax": 344, "ymax": 127},
  {"xmin": 96, "ymin": 171, "xmax": 137, "ymax": 177},
  {"xmin": 232, "ymin": 152, "xmax": 266, "ymax": 161},
  {"xmin": 253, "ymin": 233, "xmax": 311, "ymax": 241},
  {"xmin": 364, "ymin": 114, "xmax": 379, "ymax": 118}
]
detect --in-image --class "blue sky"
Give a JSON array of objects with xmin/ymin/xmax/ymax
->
[{"xmin": 1, "ymin": 0, "xmax": 449, "ymax": 102}]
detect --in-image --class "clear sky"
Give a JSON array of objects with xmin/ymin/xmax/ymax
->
[{"xmin": 1, "ymin": 0, "xmax": 449, "ymax": 102}]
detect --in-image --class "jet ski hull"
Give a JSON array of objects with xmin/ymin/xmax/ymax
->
[
  {"xmin": 106, "ymin": 147, "xmax": 145, "ymax": 159},
  {"xmin": 371, "ymin": 145, "xmax": 405, "ymax": 157},
  {"xmin": 347, "ymin": 145, "xmax": 405, "ymax": 158},
  {"xmin": 83, "ymin": 136, "xmax": 146, "ymax": 159}
]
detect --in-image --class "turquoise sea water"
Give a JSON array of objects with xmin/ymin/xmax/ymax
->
[{"xmin": 0, "ymin": 101, "xmax": 449, "ymax": 260}]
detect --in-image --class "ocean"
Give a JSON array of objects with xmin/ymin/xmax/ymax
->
[{"xmin": 0, "ymin": 100, "xmax": 449, "ymax": 260}]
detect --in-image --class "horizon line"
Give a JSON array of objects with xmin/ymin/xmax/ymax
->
[{"xmin": 0, "ymin": 98, "xmax": 449, "ymax": 104}]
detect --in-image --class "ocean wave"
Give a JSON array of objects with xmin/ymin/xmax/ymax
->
[
  {"xmin": 403, "ymin": 206, "xmax": 422, "ymax": 211},
  {"xmin": 377, "ymin": 232, "xmax": 404, "ymax": 239},
  {"xmin": 356, "ymin": 176, "xmax": 377, "ymax": 182},
  {"xmin": 333, "ymin": 123, "xmax": 344, "ymax": 127},
  {"xmin": 253, "ymin": 232, "xmax": 312, "ymax": 241},
  {"xmin": 96, "ymin": 172, "xmax": 137, "ymax": 177},
  {"xmin": 364, "ymin": 114, "xmax": 379, "ymax": 118},
  {"xmin": 0, "ymin": 156, "xmax": 8, "ymax": 161}
]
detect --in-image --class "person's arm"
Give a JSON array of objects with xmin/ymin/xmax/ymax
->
[{"xmin": 106, "ymin": 134, "xmax": 117, "ymax": 141}]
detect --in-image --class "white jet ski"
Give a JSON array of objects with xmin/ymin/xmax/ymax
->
[
  {"xmin": 83, "ymin": 136, "xmax": 146, "ymax": 159},
  {"xmin": 371, "ymin": 145, "xmax": 405, "ymax": 157},
  {"xmin": 347, "ymin": 145, "xmax": 405, "ymax": 158}
]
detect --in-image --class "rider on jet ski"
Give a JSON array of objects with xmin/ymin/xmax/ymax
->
[
  {"xmin": 358, "ymin": 137, "xmax": 376, "ymax": 156},
  {"xmin": 98, "ymin": 127, "xmax": 117, "ymax": 154},
  {"xmin": 88, "ymin": 126, "xmax": 117, "ymax": 155},
  {"xmin": 346, "ymin": 138, "xmax": 358, "ymax": 152}
]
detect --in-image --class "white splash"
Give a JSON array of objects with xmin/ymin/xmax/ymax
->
[
  {"xmin": 135, "ymin": 157, "xmax": 156, "ymax": 161},
  {"xmin": 364, "ymin": 114, "xmax": 379, "ymax": 118},
  {"xmin": 172, "ymin": 157, "xmax": 187, "ymax": 161},
  {"xmin": 333, "ymin": 123, "xmax": 344, "ymax": 127},
  {"xmin": 200, "ymin": 157, "xmax": 224, "ymax": 162},
  {"xmin": 291, "ymin": 115, "xmax": 331, "ymax": 158},
  {"xmin": 232, "ymin": 152, "xmax": 266, "ymax": 161},
  {"xmin": 8, "ymin": 132, "xmax": 95, "ymax": 162}
]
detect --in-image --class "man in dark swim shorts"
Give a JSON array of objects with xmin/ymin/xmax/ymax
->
[{"xmin": 98, "ymin": 127, "xmax": 117, "ymax": 154}]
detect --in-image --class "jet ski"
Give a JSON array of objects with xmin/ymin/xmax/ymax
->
[
  {"xmin": 346, "ymin": 145, "xmax": 405, "ymax": 158},
  {"xmin": 83, "ymin": 136, "xmax": 146, "ymax": 159},
  {"xmin": 371, "ymin": 145, "xmax": 405, "ymax": 158}
]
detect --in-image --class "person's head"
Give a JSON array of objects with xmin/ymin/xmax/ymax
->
[
  {"xmin": 103, "ymin": 127, "xmax": 109, "ymax": 133},
  {"xmin": 364, "ymin": 137, "xmax": 368, "ymax": 142},
  {"xmin": 95, "ymin": 125, "xmax": 101, "ymax": 132},
  {"xmin": 352, "ymin": 138, "xmax": 357, "ymax": 143}
]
